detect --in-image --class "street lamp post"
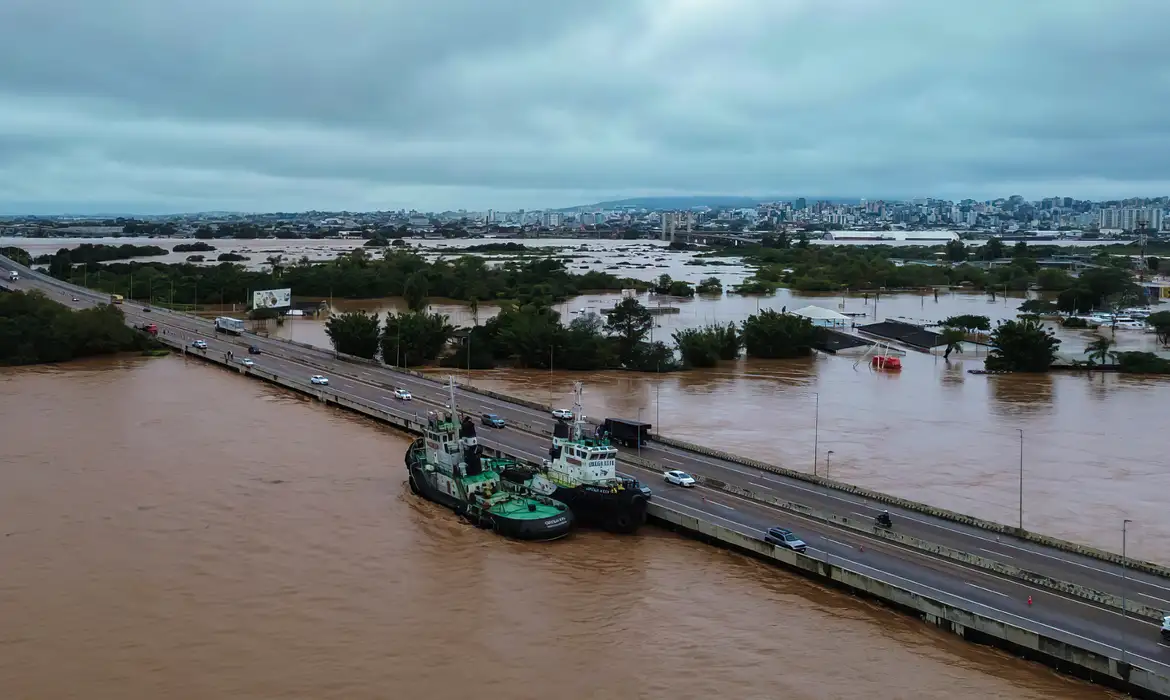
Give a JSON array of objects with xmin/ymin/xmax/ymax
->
[
  {"xmin": 813, "ymin": 392, "xmax": 820, "ymax": 476},
  {"xmin": 637, "ymin": 407, "xmax": 643, "ymax": 457},
  {"xmin": 1122, "ymin": 518, "xmax": 1133, "ymax": 665},
  {"xmin": 1017, "ymin": 428, "xmax": 1024, "ymax": 531}
]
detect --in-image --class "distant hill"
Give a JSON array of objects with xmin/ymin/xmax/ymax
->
[{"xmin": 562, "ymin": 195, "xmax": 861, "ymax": 211}]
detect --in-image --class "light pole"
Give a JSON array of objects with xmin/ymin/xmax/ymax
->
[
  {"xmin": 826, "ymin": 450, "xmax": 834, "ymax": 478},
  {"xmin": 637, "ymin": 407, "xmax": 643, "ymax": 457},
  {"xmin": 655, "ymin": 380, "xmax": 660, "ymax": 434},
  {"xmin": 812, "ymin": 392, "xmax": 820, "ymax": 476},
  {"xmin": 1017, "ymin": 428, "xmax": 1024, "ymax": 531},
  {"xmin": 1122, "ymin": 518, "xmax": 1133, "ymax": 665},
  {"xmin": 548, "ymin": 345, "xmax": 555, "ymax": 405}
]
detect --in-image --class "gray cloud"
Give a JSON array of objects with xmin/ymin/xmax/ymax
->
[{"xmin": 2, "ymin": 0, "xmax": 1170, "ymax": 214}]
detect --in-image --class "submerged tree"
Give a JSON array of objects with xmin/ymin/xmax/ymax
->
[
  {"xmin": 985, "ymin": 319, "xmax": 1060, "ymax": 372},
  {"xmin": 382, "ymin": 311, "xmax": 453, "ymax": 367},
  {"xmin": 324, "ymin": 310, "xmax": 381, "ymax": 359},
  {"xmin": 741, "ymin": 309, "xmax": 819, "ymax": 359}
]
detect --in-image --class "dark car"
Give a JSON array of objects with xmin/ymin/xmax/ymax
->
[
  {"xmin": 248, "ymin": 345, "xmax": 262, "ymax": 355},
  {"xmin": 764, "ymin": 527, "xmax": 807, "ymax": 553},
  {"xmin": 142, "ymin": 306, "xmax": 151, "ymax": 312},
  {"xmin": 481, "ymin": 413, "xmax": 506, "ymax": 428}
]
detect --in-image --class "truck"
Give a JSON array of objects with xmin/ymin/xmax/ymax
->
[
  {"xmin": 600, "ymin": 417, "xmax": 653, "ymax": 448},
  {"xmin": 110, "ymin": 294, "xmax": 123, "ymax": 304},
  {"xmin": 214, "ymin": 316, "xmax": 245, "ymax": 335},
  {"xmin": 137, "ymin": 322, "xmax": 158, "ymax": 336},
  {"xmin": 8, "ymin": 271, "xmax": 18, "ymax": 281}
]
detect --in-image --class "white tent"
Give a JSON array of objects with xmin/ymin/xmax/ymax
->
[{"xmin": 789, "ymin": 305, "xmax": 850, "ymax": 327}]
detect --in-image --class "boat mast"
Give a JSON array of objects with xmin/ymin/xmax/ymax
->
[
  {"xmin": 571, "ymin": 381, "xmax": 585, "ymax": 441},
  {"xmin": 447, "ymin": 375, "xmax": 458, "ymax": 419}
]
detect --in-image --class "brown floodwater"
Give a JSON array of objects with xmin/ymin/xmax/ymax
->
[
  {"xmin": 273, "ymin": 289, "xmax": 1170, "ymax": 563},
  {"xmin": 0, "ymin": 356, "xmax": 1116, "ymax": 699}
]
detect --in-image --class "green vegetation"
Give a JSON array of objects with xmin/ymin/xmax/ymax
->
[
  {"xmin": 741, "ymin": 310, "xmax": 819, "ymax": 359},
  {"xmin": 1055, "ymin": 267, "xmax": 1140, "ymax": 314},
  {"xmin": 1083, "ymin": 336, "xmax": 1118, "ymax": 367},
  {"xmin": 217, "ymin": 252, "xmax": 249, "ymax": 262},
  {"xmin": 1018, "ymin": 299, "xmax": 1058, "ymax": 314},
  {"xmin": 696, "ymin": 277, "xmax": 723, "ymax": 294},
  {"xmin": 1061, "ymin": 316, "xmax": 1090, "ymax": 329},
  {"xmin": 29, "ymin": 249, "xmax": 646, "ymax": 307},
  {"xmin": 383, "ymin": 312, "xmax": 455, "ymax": 367},
  {"xmin": 0, "ymin": 246, "xmax": 31, "ymax": 266},
  {"xmin": 985, "ymin": 319, "xmax": 1061, "ymax": 372},
  {"xmin": 941, "ymin": 314, "xmax": 991, "ymax": 333},
  {"xmin": 34, "ymin": 244, "xmax": 168, "ymax": 276},
  {"xmin": 939, "ymin": 328, "xmax": 967, "ymax": 360},
  {"xmin": 173, "ymin": 242, "xmax": 216, "ymax": 252},
  {"xmin": 324, "ymin": 311, "xmax": 382, "ymax": 359},
  {"xmin": 651, "ymin": 274, "xmax": 695, "ymax": 297},
  {"xmin": 672, "ymin": 324, "xmax": 741, "ymax": 368},
  {"xmin": 1115, "ymin": 352, "xmax": 1170, "ymax": 374},
  {"xmin": 0, "ymin": 290, "xmax": 156, "ymax": 365},
  {"xmin": 1147, "ymin": 311, "xmax": 1170, "ymax": 346}
]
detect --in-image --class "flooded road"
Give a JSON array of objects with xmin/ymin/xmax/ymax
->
[
  {"xmin": 274, "ymin": 289, "xmax": 1170, "ymax": 563},
  {"xmin": 0, "ymin": 356, "xmax": 1116, "ymax": 699}
]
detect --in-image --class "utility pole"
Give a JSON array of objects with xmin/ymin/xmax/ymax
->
[
  {"xmin": 1122, "ymin": 518, "xmax": 1133, "ymax": 665},
  {"xmin": 1138, "ymin": 219, "xmax": 1148, "ymax": 282}
]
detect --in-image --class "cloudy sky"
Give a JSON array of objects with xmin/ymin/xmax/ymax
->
[{"xmin": 1, "ymin": 0, "xmax": 1168, "ymax": 214}]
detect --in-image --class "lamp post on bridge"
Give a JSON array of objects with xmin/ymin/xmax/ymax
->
[
  {"xmin": 1121, "ymin": 518, "xmax": 1133, "ymax": 666},
  {"xmin": 1017, "ymin": 428, "xmax": 1024, "ymax": 531},
  {"xmin": 812, "ymin": 392, "xmax": 820, "ymax": 476}
]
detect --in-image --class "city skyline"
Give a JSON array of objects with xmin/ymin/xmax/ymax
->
[{"xmin": 2, "ymin": 1, "xmax": 1170, "ymax": 213}]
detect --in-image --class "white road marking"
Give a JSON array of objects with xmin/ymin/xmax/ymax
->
[
  {"xmin": 980, "ymin": 547, "xmax": 1013, "ymax": 558},
  {"xmin": 968, "ymin": 583, "xmax": 1010, "ymax": 598},
  {"xmin": 749, "ymin": 481, "xmax": 773, "ymax": 490},
  {"xmin": 1138, "ymin": 592, "xmax": 1170, "ymax": 605},
  {"xmin": 708, "ymin": 501, "xmax": 736, "ymax": 511},
  {"xmin": 821, "ymin": 537, "xmax": 855, "ymax": 550}
]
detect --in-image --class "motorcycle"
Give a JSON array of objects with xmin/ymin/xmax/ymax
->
[{"xmin": 874, "ymin": 515, "xmax": 893, "ymax": 529}]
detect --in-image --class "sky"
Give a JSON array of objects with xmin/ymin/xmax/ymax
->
[{"xmin": 2, "ymin": 0, "xmax": 1169, "ymax": 215}]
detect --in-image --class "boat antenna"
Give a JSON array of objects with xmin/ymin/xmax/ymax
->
[
  {"xmin": 572, "ymin": 381, "xmax": 585, "ymax": 441},
  {"xmin": 447, "ymin": 375, "xmax": 458, "ymax": 419}
]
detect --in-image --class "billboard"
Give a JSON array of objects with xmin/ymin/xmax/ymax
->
[{"xmin": 252, "ymin": 288, "xmax": 291, "ymax": 309}]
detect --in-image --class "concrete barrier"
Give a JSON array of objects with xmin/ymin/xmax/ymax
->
[{"xmin": 647, "ymin": 501, "xmax": 1170, "ymax": 700}]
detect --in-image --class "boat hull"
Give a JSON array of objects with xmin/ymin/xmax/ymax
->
[
  {"xmin": 548, "ymin": 484, "xmax": 649, "ymax": 534},
  {"xmin": 406, "ymin": 451, "xmax": 573, "ymax": 541}
]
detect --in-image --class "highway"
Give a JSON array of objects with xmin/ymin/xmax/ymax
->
[{"xmin": 5, "ymin": 255, "xmax": 1170, "ymax": 677}]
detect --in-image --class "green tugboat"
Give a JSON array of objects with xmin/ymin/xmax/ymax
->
[{"xmin": 405, "ymin": 378, "xmax": 574, "ymax": 541}]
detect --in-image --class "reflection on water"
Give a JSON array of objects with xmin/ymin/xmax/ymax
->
[{"xmin": 0, "ymin": 356, "xmax": 1116, "ymax": 699}]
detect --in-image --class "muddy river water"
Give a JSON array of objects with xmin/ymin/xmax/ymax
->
[{"xmin": 0, "ymin": 356, "xmax": 1117, "ymax": 699}]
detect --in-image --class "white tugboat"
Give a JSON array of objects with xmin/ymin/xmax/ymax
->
[{"xmin": 500, "ymin": 382, "xmax": 652, "ymax": 533}]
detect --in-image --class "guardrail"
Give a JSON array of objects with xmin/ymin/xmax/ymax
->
[
  {"xmin": 617, "ymin": 450, "xmax": 1164, "ymax": 621},
  {"xmin": 14, "ymin": 254, "xmax": 1169, "ymax": 580}
]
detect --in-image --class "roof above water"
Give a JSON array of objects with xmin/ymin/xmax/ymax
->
[{"xmin": 790, "ymin": 305, "xmax": 850, "ymax": 321}]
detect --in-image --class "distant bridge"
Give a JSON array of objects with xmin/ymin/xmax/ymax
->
[{"xmin": 669, "ymin": 231, "xmax": 759, "ymax": 246}]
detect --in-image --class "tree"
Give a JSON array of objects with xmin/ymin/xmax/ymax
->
[
  {"xmin": 0, "ymin": 246, "xmax": 32, "ymax": 266},
  {"xmin": 714, "ymin": 322, "xmax": 742, "ymax": 360},
  {"xmin": 1018, "ymin": 299, "xmax": 1057, "ymax": 314},
  {"xmin": 1056, "ymin": 287, "xmax": 1095, "ymax": 314},
  {"xmin": 696, "ymin": 277, "xmax": 723, "ymax": 295},
  {"xmin": 984, "ymin": 237, "xmax": 1005, "ymax": 259},
  {"xmin": 439, "ymin": 326, "xmax": 496, "ymax": 370},
  {"xmin": 672, "ymin": 328, "xmax": 721, "ymax": 368},
  {"xmin": 490, "ymin": 303, "xmax": 564, "ymax": 368},
  {"xmin": 945, "ymin": 239, "xmax": 967, "ymax": 262},
  {"xmin": 381, "ymin": 311, "xmax": 453, "ymax": 366},
  {"xmin": 941, "ymin": 314, "xmax": 991, "ymax": 333},
  {"xmin": 1083, "ymin": 335, "xmax": 1118, "ymax": 367},
  {"xmin": 985, "ymin": 319, "xmax": 1060, "ymax": 372},
  {"xmin": 1148, "ymin": 256, "xmax": 1160, "ymax": 273},
  {"xmin": 940, "ymin": 328, "xmax": 966, "ymax": 360},
  {"xmin": 324, "ymin": 310, "xmax": 381, "ymax": 359},
  {"xmin": 1035, "ymin": 268, "xmax": 1073, "ymax": 291},
  {"xmin": 741, "ymin": 309, "xmax": 819, "ymax": 359},
  {"xmin": 1146, "ymin": 311, "xmax": 1170, "ymax": 346},
  {"xmin": 605, "ymin": 297, "xmax": 653, "ymax": 366},
  {"xmin": 557, "ymin": 313, "xmax": 615, "ymax": 370},
  {"xmin": 403, "ymin": 271, "xmax": 429, "ymax": 312}
]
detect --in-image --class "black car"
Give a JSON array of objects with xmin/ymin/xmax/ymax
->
[
  {"xmin": 481, "ymin": 413, "xmax": 506, "ymax": 428},
  {"xmin": 142, "ymin": 307, "xmax": 151, "ymax": 312},
  {"xmin": 764, "ymin": 527, "xmax": 808, "ymax": 553},
  {"xmin": 248, "ymin": 345, "xmax": 262, "ymax": 355}
]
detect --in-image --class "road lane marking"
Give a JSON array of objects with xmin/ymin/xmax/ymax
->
[
  {"xmin": 707, "ymin": 501, "xmax": 736, "ymax": 511},
  {"xmin": 967, "ymin": 583, "xmax": 1010, "ymax": 598},
  {"xmin": 1138, "ymin": 592, "xmax": 1170, "ymax": 605},
  {"xmin": 749, "ymin": 481, "xmax": 773, "ymax": 490},
  {"xmin": 821, "ymin": 537, "xmax": 854, "ymax": 550},
  {"xmin": 980, "ymin": 547, "xmax": 1013, "ymax": 558}
]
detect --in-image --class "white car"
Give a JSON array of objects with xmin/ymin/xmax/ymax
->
[
  {"xmin": 393, "ymin": 388, "xmax": 412, "ymax": 400},
  {"xmin": 191, "ymin": 340, "xmax": 208, "ymax": 349},
  {"xmin": 310, "ymin": 375, "xmax": 329, "ymax": 385},
  {"xmin": 551, "ymin": 408, "xmax": 574, "ymax": 420},
  {"xmin": 241, "ymin": 358, "xmax": 255, "ymax": 368},
  {"xmin": 664, "ymin": 470, "xmax": 697, "ymax": 487}
]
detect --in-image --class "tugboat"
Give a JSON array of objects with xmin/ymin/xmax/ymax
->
[
  {"xmin": 500, "ymin": 382, "xmax": 652, "ymax": 534},
  {"xmin": 405, "ymin": 378, "xmax": 574, "ymax": 541}
]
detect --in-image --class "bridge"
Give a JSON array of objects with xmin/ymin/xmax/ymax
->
[
  {"xmin": 669, "ymin": 231, "xmax": 759, "ymax": 246},
  {"xmin": 3, "ymin": 254, "xmax": 1170, "ymax": 698}
]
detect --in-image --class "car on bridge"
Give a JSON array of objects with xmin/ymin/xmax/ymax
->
[
  {"xmin": 142, "ymin": 306, "xmax": 151, "ymax": 312},
  {"xmin": 481, "ymin": 413, "xmax": 506, "ymax": 428},
  {"xmin": 393, "ymin": 388, "xmax": 412, "ymax": 400},
  {"xmin": 663, "ymin": 470, "xmax": 696, "ymax": 487},
  {"xmin": 191, "ymin": 340, "xmax": 208, "ymax": 350},
  {"xmin": 310, "ymin": 375, "xmax": 330, "ymax": 385},
  {"xmin": 763, "ymin": 527, "xmax": 807, "ymax": 554},
  {"xmin": 551, "ymin": 408, "xmax": 574, "ymax": 420},
  {"xmin": 248, "ymin": 345, "xmax": 262, "ymax": 354},
  {"xmin": 1162, "ymin": 615, "xmax": 1170, "ymax": 642},
  {"xmin": 241, "ymin": 358, "xmax": 255, "ymax": 368}
]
